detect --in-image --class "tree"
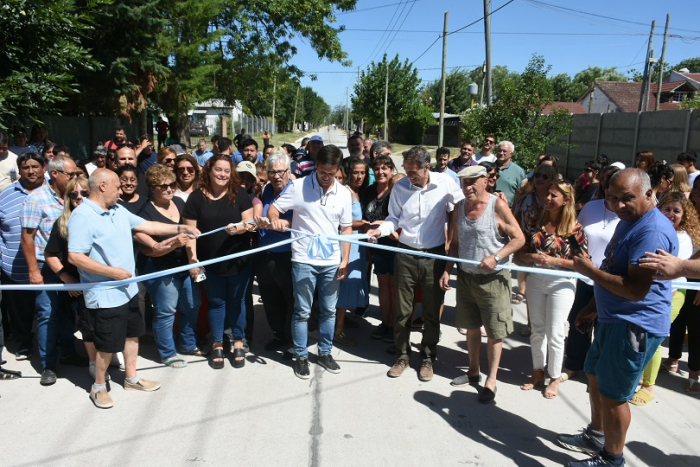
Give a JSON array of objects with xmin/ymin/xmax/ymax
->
[
  {"xmin": 329, "ymin": 104, "xmax": 346, "ymax": 126},
  {"xmin": 672, "ymin": 57, "xmax": 700, "ymax": 73},
  {"xmin": 0, "ymin": 0, "xmax": 102, "ymax": 129},
  {"xmin": 352, "ymin": 54, "xmax": 431, "ymax": 141},
  {"xmin": 550, "ymin": 73, "xmax": 580, "ymax": 102},
  {"xmin": 424, "ymin": 69, "xmax": 472, "ymax": 114},
  {"xmin": 301, "ymin": 87, "xmax": 330, "ymax": 126},
  {"xmin": 464, "ymin": 65, "xmax": 520, "ymax": 103},
  {"xmin": 461, "ymin": 54, "xmax": 572, "ymax": 170}
]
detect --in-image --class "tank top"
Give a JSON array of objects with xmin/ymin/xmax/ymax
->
[{"xmin": 458, "ymin": 194, "xmax": 508, "ymax": 274}]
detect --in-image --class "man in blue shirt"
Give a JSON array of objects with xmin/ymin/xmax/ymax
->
[
  {"xmin": 68, "ymin": 169, "xmax": 200, "ymax": 409},
  {"xmin": 557, "ymin": 168, "xmax": 677, "ymax": 467}
]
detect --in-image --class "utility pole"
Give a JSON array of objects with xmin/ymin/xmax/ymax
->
[
  {"xmin": 271, "ymin": 75, "xmax": 277, "ymax": 133},
  {"xmin": 358, "ymin": 65, "xmax": 364, "ymax": 135},
  {"xmin": 656, "ymin": 14, "xmax": 671, "ymax": 111},
  {"xmin": 638, "ymin": 20, "xmax": 656, "ymax": 112},
  {"xmin": 345, "ymin": 87, "xmax": 349, "ymax": 131},
  {"xmin": 483, "ymin": 0, "xmax": 493, "ymax": 105},
  {"xmin": 384, "ymin": 61, "xmax": 389, "ymax": 140},
  {"xmin": 438, "ymin": 11, "xmax": 449, "ymax": 148},
  {"xmin": 292, "ymin": 85, "xmax": 300, "ymax": 132}
]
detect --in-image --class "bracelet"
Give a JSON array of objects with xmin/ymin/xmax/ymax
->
[
  {"xmin": 56, "ymin": 267, "xmax": 67, "ymax": 276},
  {"xmin": 177, "ymin": 225, "xmax": 181, "ymax": 234}
]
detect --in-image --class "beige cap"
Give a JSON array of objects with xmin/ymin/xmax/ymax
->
[
  {"xmin": 456, "ymin": 165, "xmax": 488, "ymax": 179},
  {"xmin": 237, "ymin": 161, "xmax": 257, "ymax": 179}
]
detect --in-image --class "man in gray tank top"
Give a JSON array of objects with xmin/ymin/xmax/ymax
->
[{"xmin": 439, "ymin": 165, "xmax": 525, "ymax": 403}]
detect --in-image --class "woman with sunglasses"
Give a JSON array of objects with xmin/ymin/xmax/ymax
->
[
  {"xmin": 44, "ymin": 177, "xmax": 102, "ymax": 380},
  {"xmin": 157, "ymin": 147, "xmax": 177, "ymax": 172},
  {"xmin": 519, "ymin": 180, "xmax": 587, "ymax": 399},
  {"xmin": 183, "ymin": 155, "xmax": 254, "ymax": 370},
  {"xmin": 174, "ymin": 154, "xmax": 200, "ymax": 202},
  {"xmin": 116, "ymin": 165, "xmax": 147, "ymax": 215},
  {"xmin": 574, "ymin": 161, "xmax": 601, "ymax": 212},
  {"xmin": 134, "ymin": 164, "xmax": 202, "ymax": 368}
]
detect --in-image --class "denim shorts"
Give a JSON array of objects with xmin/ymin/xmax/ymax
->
[{"xmin": 584, "ymin": 321, "xmax": 665, "ymax": 401}]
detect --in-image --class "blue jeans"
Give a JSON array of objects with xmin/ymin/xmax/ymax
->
[
  {"xmin": 35, "ymin": 264, "xmax": 75, "ymax": 369},
  {"xmin": 291, "ymin": 262, "xmax": 340, "ymax": 358},
  {"xmin": 202, "ymin": 263, "xmax": 251, "ymax": 344},
  {"xmin": 144, "ymin": 266, "xmax": 202, "ymax": 360}
]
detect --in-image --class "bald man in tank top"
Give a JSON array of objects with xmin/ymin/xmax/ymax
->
[{"xmin": 440, "ymin": 165, "xmax": 524, "ymax": 403}]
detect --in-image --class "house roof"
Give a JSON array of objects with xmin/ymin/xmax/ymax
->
[
  {"xmin": 589, "ymin": 81, "xmax": 685, "ymax": 112},
  {"xmin": 650, "ymin": 80, "xmax": 694, "ymax": 93},
  {"xmin": 541, "ymin": 102, "xmax": 586, "ymax": 115},
  {"xmin": 679, "ymin": 72, "xmax": 700, "ymax": 84}
]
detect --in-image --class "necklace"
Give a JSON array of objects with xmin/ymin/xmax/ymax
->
[{"xmin": 152, "ymin": 201, "xmax": 175, "ymax": 219}]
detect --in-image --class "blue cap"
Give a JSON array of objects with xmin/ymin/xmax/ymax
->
[{"xmin": 309, "ymin": 135, "xmax": 323, "ymax": 142}]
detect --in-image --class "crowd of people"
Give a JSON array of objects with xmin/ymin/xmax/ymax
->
[{"xmin": 0, "ymin": 124, "xmax": 698, "ymax": 466}]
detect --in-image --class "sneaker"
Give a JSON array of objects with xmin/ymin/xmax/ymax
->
[
  {"xmin": 15, "ymin": 348, "xmax": 32, "ymax": 361},
  {"xmin": 419, "ymin": 361, "xmax": 434, "ymax": 381},
  {"xmin": 567, "ymin": 454, "xmax": 623, "ymax": 467},
  {"xmin": 333, "ymin": 332, "xmax": 357, "ymax": 347},
  {"xmin": 317, "ymin": 354, "xmax": 341, "ymax": 374},
  {"xmin": 371, "ymin": 324, "xmax": 389, "ymax": 340},
  {"xmin": 88, "ymin": 363, "xmax": 111, "ymax": 382},
  {"xmin": 90, "ymin": 387, "xmax": 114, "ymax": 409},
  {"xmin": 557, "ymin": 425, "xmax": 605, "ymax": 456},
  {"xmin": 387, "ymin": 358, "xmax": 410, "ymax": 378},
  {"xmin": 124, "ymin": 378, "xmax": 161, "ymax": 392},
  {"xmin": 40, "ymin": 368, "xmax": 57, "ymax": 386},
  {"xmin": 294, "ymin": 357, "xmax": 311, "ymax": 380}
]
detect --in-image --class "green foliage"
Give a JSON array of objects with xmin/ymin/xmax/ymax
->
[
  {"xmin": 352, "ymin": 54, "xmax": 425, "ymax": 140},
  {"xmin": 464, "ymin": 65, "xmax": 520, "ymax": 103},
  {"xmin": 673, "ymin": 57, "xmax": 700, "ymax": 73},
  {"xmin": 0, "ymin": 0, "xmax": 103, "ymax": 129},
  {"xmin": 550, "ymin": 66, "xmax": 627, "ymax": 102},
  {"xmin": 680, "ymin": 93, "xmax": 700, "ymax": 110},
  {"xmin": 424, "ymin": 69, "xmax": 473, "ymax": 114},
  {"xmin": 301, "ymin": 87, "xmax": 330, "ymax": 126},
  {"xmin": 461, "ymin": 54, "xmax": 572, "ymax": 170}
]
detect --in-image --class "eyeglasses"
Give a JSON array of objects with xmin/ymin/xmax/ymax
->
[
  {"xmin": 58, "ymin": 170, "xmax": 79, "ymax": 178},
  {"xmin": 163, "ymin": 158, "xmax": 176, "ymax": 164},
  {"xmin": 534, "ymin": 173, "xmax": 549, "ymax": 180},
  {"xmin": 177, "ymin": 166, "xmax": 195, "ymax": 174},
  {"xmin": 155, "ymin": 182, "xmax": 177, "ymax": 190},
  {"xmin": 267, "ymin": 168, "xmax": 289, "ymax": 177},
  {"xmin": 68, "ymin": 190, "xmax": 89, "ymax": 199}
]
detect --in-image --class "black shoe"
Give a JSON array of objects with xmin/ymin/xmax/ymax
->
[
  {"xmin": 567, "ymin": 454, "xmax": 624, "ymax": 467},
  {"xmin": 478, "ymin": 386, "xmax": 497, "ymax": 404},
  {"xmin": 60, "ymin": 353, "xmax": 89, "ymax": 367},
  {"xmin": 40, "ymin": 368, "xmax": 57, "ymax": 386},
  {"xmin": 317, "ymin": 354, "xmax": 341, "ymax": 374},
  {"xmin": 294, "ymin": 357, "xmax": 311, "ymax": 380},
  {"xmin": 557, "ymin": 425, "xmax": 605, "ymax": 456}
]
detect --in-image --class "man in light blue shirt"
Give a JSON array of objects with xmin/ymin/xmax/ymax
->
[{"xmin": 68, "ymin": 169, "xmax": 200, "ymax": 409}]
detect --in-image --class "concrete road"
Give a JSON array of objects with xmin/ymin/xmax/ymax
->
[{"xmin": 1, "ymin": 272, "xmax": 698, "ymax": 466}]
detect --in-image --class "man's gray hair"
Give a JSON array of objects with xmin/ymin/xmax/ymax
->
[
  {"xmin": 402, "ymin": 146, "xmax": 431, "ymax": 167},
  {"xmin": 266, "ymin": 152, "xmax": 290, "ymax": 171},
  {"xmin": 370, "ymin": 140, "xmax": 392, "ymax": 156},
  {"xmin": 610, "ymin": 168, "xmax": 651, "ymax": 194},
  {"xmin": 47, "ymin": 155, "xmax": 71, "ymax": 178},
  {"xmin": 498, "ymin": 141, "xmax": 515, "ymax": 153}
]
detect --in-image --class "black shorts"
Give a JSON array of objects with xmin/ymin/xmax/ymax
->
[{"xmin": 87, "ymin": 296, "xmax": 145, "ymax": 353}]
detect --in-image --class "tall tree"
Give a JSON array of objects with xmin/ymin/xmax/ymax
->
[
  {"xmin": 0, "ymin": 0, "xmax": 102, "ymax": 129},
  {"xmin": 424, "ymin": 69, "xmax": 472, "ymax": 114}
]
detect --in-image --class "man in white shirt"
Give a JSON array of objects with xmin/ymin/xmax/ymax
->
[
  {"xmin": 474, "ymin": 134, "xmax": 497, "ymax": 164},
  {"xmin": 0, "ymin": 131, "xmax": 19, "ymax": 192},
  {"xmin": 368, "ymin": 146, "xmax": 465, "ymax": 382},
  {"xmin": 268, "ymin": 145, "xmax": 353, "ymax": 380}
]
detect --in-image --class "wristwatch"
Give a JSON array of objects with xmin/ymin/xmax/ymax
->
[{"xmin": 493, "ymin": 254, "xmax": 501, "ymax": 263}]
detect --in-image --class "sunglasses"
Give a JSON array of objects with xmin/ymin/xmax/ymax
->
[
  {"xmin": 155, "ymin": 182, "xmax": 177, "ymax": 190},
  {"xmin": 58, "ymin": 170, "xmax": 80, "ymax": 178},
  {"xmin": 163, "ymin": 158, "xmax": 176, "ymax": 164},
  {"xmin": 68, "ymin": 190, "xmax": 90, "ymax": 199},
  {"xmin": 488, "ymin": 173, "xmax": 500, "ymax": 179},
  {"xmin": 484, "ymin": 140, "xmax": 495, "ymax": 144},
  {"xmin": 177, "ymin": 166, "xmax": 195, "ymax": 174},
  {"xmin": 534, "ymin": 173, "xmax": 549, "ymax": 180}
]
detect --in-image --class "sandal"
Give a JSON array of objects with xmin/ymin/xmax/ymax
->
[
  {"xmin": 660, "ymin": 360, "xmax": 679, "ymax": 374},
  {"xmin": 686, "ymin": 377, "xmax": 700, "ymax": 395},
  {"xmin": 0, "ymin": 367, "xmax": 21, "ymax": 380},
  {"xmin": 629, "ymin": 387, "xmax": 654, "ymax": 406},
  {"xmin": 232, "ymin": 347, "xmax": 246, "ymax": 369},
  {"xmin": 179, "ymin": 347, "xmax": 209, "ymax": 357},
  {"xmin": 521, "ymin": 369, "xmax": 545, "ymax": 391},
  {"xmin": 210, "ymin": 346, "xmax": 225, "ymax": 370},
  {"xmin": 163, "ymin": 357, "xmax": 188, "ymax": 369},
  {"xmin": 544, "ymin": 377, "xmax": 561, "ymax": 399},
  {"xmin": 511, "ymin": 292, "xmax": 525, "ymax": 305}
]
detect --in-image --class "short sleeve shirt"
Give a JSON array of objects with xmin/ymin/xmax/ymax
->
[
  {"xmin": 19, "ymin": 182, "xmax": 63, "ymax": 262},
  {"xmin": 68, "ymin": 199, "xmax": 145, "ymax": 309},
  {"xmin": 595, "ymin": 208, "xmax": 678, "ymax": 336},
  {"xmin": 495, "ymin": 161, "xmax": 526, "ymax": 206}
]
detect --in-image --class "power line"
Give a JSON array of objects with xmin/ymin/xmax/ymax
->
[
  {"xmin": 371, "ymin": 0, "xmax": 412, "ymax": 63},
  {"xmin": 336, "ymin": 0, "xmax": 425, "ymax": 15},
  {"xmin": 379, "ymin": 0, "xmax": 418, "ymax": 58},
  {"xmin": 448, "ymin": 0, "xmax": 517, "ymax": 36},
  {"xmin": 358, "ymin": 0, "xmax": 407, "ymax": 67}
]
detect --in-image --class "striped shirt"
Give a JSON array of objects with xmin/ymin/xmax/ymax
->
[
  {"xmin": 292, "ymin": 155, "xmax": 315, "ymax": 178},
  {"xmin": 0, "ymin": 182, "xmax": 33, "ymax": 282},
  {"xmin": 20, "ymin": 182, "xmax": 63, "ymax": 263}
]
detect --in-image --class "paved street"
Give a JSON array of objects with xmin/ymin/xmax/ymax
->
[{"xmin": 1, "ymin": 271, "xmax": 698, "ymax": 466}]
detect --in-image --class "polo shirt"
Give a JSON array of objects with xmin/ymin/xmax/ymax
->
[
  {"xmin": 293, "ymin": 155, "xmax": 315, "ymax": 178},
  {"xmin": 19, "ymin": 182, "xmax": 63, "ymax": 262},
  {"xmin": 447, "ymin": 157, "xmax": 476, "ymax": 175},
  {"xmin": 68, "ymin": 199, "xmax": 144, "ymax": 309},
  {"xmin": 273, "ymin": 172, "xmax": 353, "ymax": 266},
  {"xmin": 495, "ymin": 160, "xmax": 526, "ymax": 206},
  {"xmin": 378, "ymin": 171, "xmax": 465, "ymax": 249},
  {"xmin": 0, "ymin": 181, "xmax": 33, "ymax": 282}
]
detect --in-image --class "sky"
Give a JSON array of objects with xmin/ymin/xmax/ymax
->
[{"xmin": 289, "ymin": 0, "xmax": 700, "ymax": 110}]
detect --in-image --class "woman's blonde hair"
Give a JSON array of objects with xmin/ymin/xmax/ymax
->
[
  {"xmin": 537, "ymin": 180, "xmax": 578, "ymax": 237},
  {"xmin": 670, "ymin": 163, "xmax": 692, "ymax": 194},
  {"xmin": 58, "ymin": 176, "xmax": 89, "ymax": 239},
  {"xmin": 658, "ymin": 191, "xmax": 700, "ymax": 246}
]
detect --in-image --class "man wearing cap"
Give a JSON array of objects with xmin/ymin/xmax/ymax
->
[
  {"xmin": 439, "ymin": 165, "xmax": 524, "ymax": 403},
  {"xmin": 293, "ymin": 135, "xmax": 323, "ymax": 178},
  {"xmin": 367, "ymin": 146, "xmax": 464, "ymax": 382}
]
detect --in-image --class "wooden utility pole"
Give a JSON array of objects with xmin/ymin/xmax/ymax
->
[
  {"xmin": 292, "ymin": 85, "xmax": 300, "ymax": 132},
  {"xmin": 656, "ymin": 14, "xmax": 671, "ymax": 111},
  {"xmin": 438, "ymin": 11, "xmax": 449, "ymax": 147},
  {"xmin": 384, "ymin": 62, "xmax": 389, "ymax": 140},
  {"xmin": 484, "ymin": 0, "xmax": 493, "ymax": 105},
  {"xmin": 345, "ymin": 87, "xmax": 349, "ymax": 130},
  {"xmin": 638, "ymin": 20, "xmax": 656, "ymax": 112},
  {"xmin": 271, "ymin": 76, "xmax": 277, "ymax": 133}
]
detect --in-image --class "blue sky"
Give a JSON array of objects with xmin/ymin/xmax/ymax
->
[{"xmin": 290, "ymin": 0, "xmax": 700, "ymax": 109}]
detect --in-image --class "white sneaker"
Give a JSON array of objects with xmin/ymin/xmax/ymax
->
[{"xmin": 88, "ymin": 363, "xmax": 111, "ymax": 381}]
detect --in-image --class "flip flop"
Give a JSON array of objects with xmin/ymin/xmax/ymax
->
[
  {"xmin": 0, "ymin": 367, "xmax": 22, "ymax": 380},
  {"xmin": 163, "ymin": 358, "xmax": 188, "ymax": 369},
  {"xmin": 686, "ymin": 377, "xmax": 700, "ymax": 395},
  {"xmin": 629, "ymin": 388, "xmax": 654, "ymax": 406}
]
